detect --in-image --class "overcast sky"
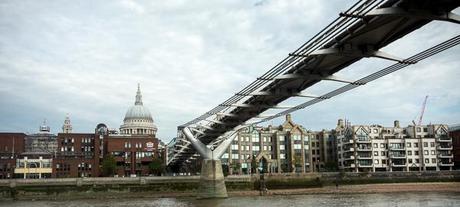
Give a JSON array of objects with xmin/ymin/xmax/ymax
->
[{"xmin": 1, "ymin": 0, "xmax": 459, "ymax": 142}]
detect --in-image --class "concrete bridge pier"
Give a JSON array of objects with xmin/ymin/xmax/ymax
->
[
  {"xmin": 182, "ymin": 127, "xmax": 235, "ymax": 199},
  {"xmin": 199, "ymin": 159, "xmax": 227, "ymax": 198}
]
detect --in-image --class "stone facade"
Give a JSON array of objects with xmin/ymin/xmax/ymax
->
[{"xmin": 222, "ymin": 114, "xmax": 314, "ymax": 174}]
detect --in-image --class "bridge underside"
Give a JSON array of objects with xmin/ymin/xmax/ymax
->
[{"xmin": 169, "ymin": 0, "xmax": 460, "ymax": 171}]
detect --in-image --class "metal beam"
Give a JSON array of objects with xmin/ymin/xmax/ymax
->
[
  {"xmin": 366, "ymin": 8, "xmax": 460, "ymax": 24},
  {"xmin": 310, "ymin": 46, "xmax": 416, "ymax": 64},
  {"xmin": 324, "ymin": 75, "xmax": 365, "ymax": 85}
]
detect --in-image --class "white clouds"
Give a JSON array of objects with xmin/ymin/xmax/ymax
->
[{"xmin": 0, "ymin": 0, "xmax": 459, "ymax": 141}]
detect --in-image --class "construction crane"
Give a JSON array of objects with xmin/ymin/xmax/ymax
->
[{"xmin": 412, "ymin": 95, "xmax": 429, "ymax": 126}]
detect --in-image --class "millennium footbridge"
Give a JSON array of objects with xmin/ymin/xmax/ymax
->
[{"xmin": 167, "ymin": 0, "xmax": 460, "ymax": 198}]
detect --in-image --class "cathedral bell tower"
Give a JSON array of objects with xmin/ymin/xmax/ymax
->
[{"xmin": 62, "ymin": 114, "xmax": 73, "ymax": 133}]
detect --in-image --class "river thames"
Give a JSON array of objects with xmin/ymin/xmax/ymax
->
[{"xmin": 1, "ymin": 192, "xmax": 459, "ymax": 207}]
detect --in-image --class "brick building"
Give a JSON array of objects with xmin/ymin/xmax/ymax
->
[
  {"xmin": 0, "ymin": 133, "xmax": 26, "ymax": 179},
  {"xmin": 450, "ymin": 125, "xmax": 460, "ymax": 169},
  {"xmin": 106, "ymin": 134, "xmax": 161, "ymax": 177},
  {"xmin": 54, "ymin": 132, "xmax": 101, "ymax": 178}
]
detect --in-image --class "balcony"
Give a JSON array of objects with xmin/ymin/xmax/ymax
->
[
  {"xmin": 390, "ymin": 154, "xmax": 406, "ymax": 159},
  {"xmin": 437, "ymin": 145, "xmax": 453, "ymax": 150},
  {"xmin": 436, "ymin": 138, "xmax": 452, "ymax": 142},
  {"xmin": 356, "ymin": 139, "xmax": 371, "ymax": 143},
  {"xmin": 344, "ymin": 156, "xmax": 355, "ymax": 160},
  {"xmin": 391, "ymin": 163, "xmax": 406, "ymax": 167},
  {"xmin": 356, "ymin": 148, "xmax": 372, "ymax": 152},
  {"xmin": 358, "ymin": 163, "xmax": 373, "ymax": 167},
  {"xmin": 344, "ymin": 147, "xmax": 354, "ymax": 152},
  {"xmin": 389, "ymin": 147, "xmax": 405, "ymax": 151},
  {"xmin": 438, "ymin": 154, "xmax": 453, "ymax": 159},
  {"xmin": 357, "ymin": 155, "xmax": 372, "ymax": 160},
  {"xmin": 344, "ymin": 163, "xmax": 356, "ymax": 168},
  {"xmin": 438, "ymin": 162, "xmax": 454, "ymax": 167}
]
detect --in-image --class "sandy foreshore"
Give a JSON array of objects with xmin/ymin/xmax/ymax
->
[{"xmin": 228, "ymin": 182, "xmax": 460, "ymax": 197}]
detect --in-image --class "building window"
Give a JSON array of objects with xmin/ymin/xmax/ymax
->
[
  {"xmin": 381, "ymin": 151, "xmax": 386, "ymax": 156},
  {"xmin": 408, "ymin": 159, "xmax": 413, "ymax": 164},
  {"xmin": 252, "ymin": 146, "xmax": 260, "ymax": 151},
  {"xmin": 431, "ymin": 150, "xmax": 435, "ymax": 155},
  {"xmin": 293, "ymin": 134, "xmax": 301, "ymax": 141},
  {"xmin": 374, "ymin": 151, "xmax": 378, "ymax": 156},
  {"xmin": 280, "ymin": 145, "xmax": 285, "ymax": 150},
  {"xmin": 374, "ymin": 143, "xmax": 378, "ymax": 148},
  {"xmin": 417, "ymin": 128, "xmax": 421, "ymax": 132},
  {"xmin": 430, "ymin": 142, "xmax": 435, "ymax": 147},
  {"xmin": 374, "ymin": 160, "xmax": 379, "ymax": 164},
  {"xmin": 279, "ymin": 136, "xmax": 285, "ymax": 142},
  {"xmin": 231, "ymin": 144, "xmax": 238, "ymax": 150},
  {"xmin": 415, "ymin": 159, "xmax": 419, "ymax": 163},
  {"xmin": 231, "ymin": 154, "xmax": 239, "ymax": 159},
  {"xmin": 425, "ymin": 159, "xmax": 429, "ymax": 163},
  {"xmin": 424, "ymin": 150, "xmax": 428, "ymax": 155},
  {"xmin": 252, "ymin": 136, "xmax": 260, "ymax": 142},
  {"xmin": 415, "ymin": 151, "xmax": 419, "ymax": 155},
  {"xmin": 280, "ymin": 154, "xmax": 285, "ymax": 159},
  {"xmin": 407, "ymin": 143, "xmax": 411, "ymax": 148},
  {"xmin": 424, "ymin": 142, "xmax": 428, "ymax": 147},
  {"xmin": 414, "ymin": 143, "xmax": 419, "ymax": 148},
  {"xmin": 408, "ymin": 151, "xmax": 412, "ymax": 156},
  {"xmin": 380, "ymin": 143, "xmax": 385, "ymax": 148}
]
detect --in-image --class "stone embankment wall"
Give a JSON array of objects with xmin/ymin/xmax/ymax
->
[
  {"xmin": 254, "ymin": 171, "xmax": 460, "ymax": 189},
  {"xmin": 0, "ymin": 171, "xmax": 458, "ymax": 200}
]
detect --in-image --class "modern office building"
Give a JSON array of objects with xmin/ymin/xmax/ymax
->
[{"xmin": 336, "ymin": 119, "xmax": 453, "ymax": 172}]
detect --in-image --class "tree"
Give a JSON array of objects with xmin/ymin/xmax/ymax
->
[
  {"xmin": 324, "ymin": 161, "xmax": 338, "ymax": 172},
  {"xmin": 293, "ymin": 155, "xmax": 302, "ymax": 173},
  {"xmin": 231, "ymin": 162, "xmax": 241, "ymax": 175},
  {"xmin": 101, "ymin": 154, "xmax": 117, "ymax": 177},
  {"xmin": 251, "ymin": 155, "xmax": 258, "ymax": 174},
  {"xmin": 148, "ymin": 157, "xmax": 165, "ymax": 176}
]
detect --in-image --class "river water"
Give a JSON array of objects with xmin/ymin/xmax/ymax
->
[{"xmin": 1, "ymin": 192, "xmax": 459, "ymax": 207}]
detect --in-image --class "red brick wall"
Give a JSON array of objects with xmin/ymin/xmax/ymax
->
[
  {"xmin": 451, "ymin": 130, "xmax": 460, "ymax": 169},
  {"xmin": 106, "ymin": 135, "xmax": 160, "ymax": 177},
  {"xmin": 0, "ymin": 133, "xmax": 26, "ymax": 179},
  {"xmin": 55, "ymin": 133, "xmax": 100, "ymax": 177}
]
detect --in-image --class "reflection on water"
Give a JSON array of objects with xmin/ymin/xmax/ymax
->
[{"xmin": 1, "ymin": 192, "xmax": 459, "ymax": 207}]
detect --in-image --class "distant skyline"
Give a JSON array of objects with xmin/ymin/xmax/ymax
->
[{"xmin": 1, "ymin": 1, "xmax": 459, "ymax": 142}]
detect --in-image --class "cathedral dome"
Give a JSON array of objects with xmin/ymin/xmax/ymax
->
[
  {"xmin": 120, "ymin": 84, "xmax": 157, "ymax": 136},
  {"xmin": 124, "ymin": 105, "xmax": 153, "ymax": 121}
]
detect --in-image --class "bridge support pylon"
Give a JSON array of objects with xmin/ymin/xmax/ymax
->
[{"xmin": 182, "ymin": 127, "xmax": 235, "ymax": 199}]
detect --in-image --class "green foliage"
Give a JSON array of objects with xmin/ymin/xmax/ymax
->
[
  {"xmin": 231, "ymin": 162, "xmax": 241, "ymax": 174},
  {"xmin": 101, "ymin": 154, "xmax": 116, "ymax": 177},
  {"xmin": 324, "ymin": 161, "xmax": 338, "ymax": 172},
  {"xmin": 251, "ymin": 155, "xmax": 258, "ymax": 174},
  {"xmin": 148, "ymin": 157, "xmax": 165, "ymax": 176}
]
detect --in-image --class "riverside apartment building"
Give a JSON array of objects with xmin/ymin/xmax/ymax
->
[{"xmin": 337, "ymin": 119, "xmax": 453, "ymax": 172}]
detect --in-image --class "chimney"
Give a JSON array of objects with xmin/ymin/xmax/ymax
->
[
  {"xmin": 394, "ymin": 120, "xmax": 400, "ymax": 128},
  {"xmin": 338, "ymin": 119, "xmax": 344, "ymax": 127},
  {"xmin": 286, "ymin": 114, "xmax": 292, "ymax": 122}
]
